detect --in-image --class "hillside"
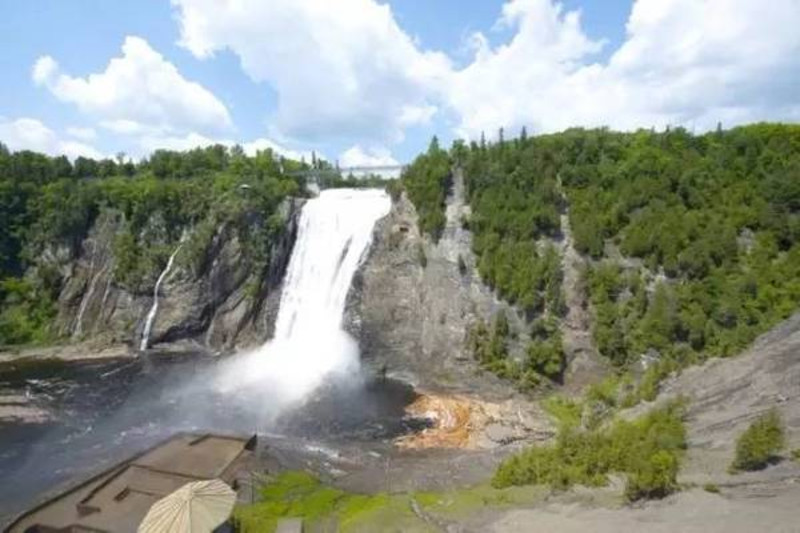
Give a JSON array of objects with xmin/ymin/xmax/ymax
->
[
  {"xmin": 400, "ymin": 125, "xmax": 800, "ymax": 399},
  {"xmin": 0, "ymin": 144, "xmax": 308, "ymax": 355}
]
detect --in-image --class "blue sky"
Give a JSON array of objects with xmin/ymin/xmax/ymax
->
[{"xmin": 2, "ymin": 0, "xmax": 799, "ymax": 165}]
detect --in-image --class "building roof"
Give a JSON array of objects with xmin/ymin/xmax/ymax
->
[{"xmin": 5, "ymin": 433, "xmax": 255, "ymax": 533}]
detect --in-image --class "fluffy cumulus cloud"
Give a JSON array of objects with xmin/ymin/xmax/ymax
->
[
  {"xmin": 0, "ymin": 117, "xmax": 103, "ymax": 159},
  {"xmin": 447, "ymin": 0, "xmax": 800, "ymax": 138},
  {"xmin": 339, "ymin": 145, "xmax": 399, "ymax": 167},
  {"xmin": 20, "ymin": 0, "xmax": 800, "ymax": 161},
  {"xmin": 172, "ymin": 0, "xmax": 800, "ymax": 147},
  {"xmin": 172, "ymin": 0, "xmax": 450, "ymax": 143},
  {"xmin": 65, "ymin": 126, "xmax": 97, "ymax": 141},
  {"xmin": 33, "ymin": 36, "xmax": 232, "ymax": 136},
  {"xmin": 136, "ymin": 131, "xmax": 311, "ymax": 161}
]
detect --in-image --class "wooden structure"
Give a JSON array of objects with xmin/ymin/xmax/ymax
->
[{"xmin": 5, "ymin": 433, "xmax": 256, "ymax": 533}]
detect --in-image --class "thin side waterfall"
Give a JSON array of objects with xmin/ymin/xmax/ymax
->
[
  {"xmin": 73, "ymin": 241, "xmax": 98, "ymax": 339},
  {"xmin": 215, "ymin": 188, "xmax": 390, "ymax": 408},
  {"xmin": 139, "ymin": 243, "xmax": 183, "ymax": 351},
  {"xmin": 73, "ymin": 265, "xmax": 108, "ymax": 338}
]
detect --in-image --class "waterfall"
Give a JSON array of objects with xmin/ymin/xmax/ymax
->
[
  {"xmin": 215, "ymin": 188, "xmax": 390, "ymax": 407},
  {"xmin": 139, "ymin": 243, "xmax": 183, "ymax": 351},
  {"xmin": 73, "ymin": 265, "xmax": 108, "ymax": 339},
  {"xmin": 73, "ymin": 241, "xmax": 98, "ymax": 339}
]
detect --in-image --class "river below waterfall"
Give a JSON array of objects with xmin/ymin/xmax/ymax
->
[
  {"xmin": 0, "ymin": 356, "xmax": 420, "ymax": 521},
  {"xmin": 0, "ymin": 189, "xmax": 417, "ymax": 523}
]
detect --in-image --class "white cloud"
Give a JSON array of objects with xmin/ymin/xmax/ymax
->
[
  {"xmin": 446, "ymin": 0, "xmax": 800, "ymax": 137},
  {"xmin": 23, "ymin": 0, "xmax": 800, "ymax": 161},
  {"xmin": 0, "ymin": 117, "xmax": 104, "ymax": 159},
  {"xmin": 172, "ymin": 0, "xmax": 450, "ymax": 143},
  {"xmin": 136, "ymin": 131, "xmax": 312, "ymax": 161},
  {"xmin": 339, "ymin": 145, "xmax": 398, "ymax": 167},
  {"xmin": 339, "ymin": 145, "xmax": 401, "ymax": 177},
  {"xmin": 99, "ymin": 119, "xmax": 156, "ymax": 136},
  {"xmin": 66, "ymin": 126, "xmax": 97, "ymax": 141},
  {"xmin": 240, "ymin": 138, "xmax": 310, "ymax": 161},
  {"xmin": 33, "ymin": 36, "xmax": 232, "ymax": 136},
  {"xmin": 173, "ymin": 0, "xmax": 800, "ymax": 146}
]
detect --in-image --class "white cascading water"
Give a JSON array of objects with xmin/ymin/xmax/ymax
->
[
  {"xmin": 73, "ymin": 265, "xmax": 107, "ymax": 338},
  {"xmin": 215, "ymin": 188, "xmax": 390, "ymax": 409},
  {"xmin": 140, "ymin": 243, "xmax": 183, "ymax": 351}
]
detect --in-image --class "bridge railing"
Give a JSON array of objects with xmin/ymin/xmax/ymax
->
[{"xmin": 286, "ymin": 164, "xmax": 407, "ymax": 178}]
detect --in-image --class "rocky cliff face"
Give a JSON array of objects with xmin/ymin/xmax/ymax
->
[
  {"xmin": 345, "ymin": 172, "xmax": 522, "ymax": 395},
  {"xmin": 45, "ymin": 198, "xmax": 303, "ymax": 356},
  {"xmin": 632, "ymin": 311, "xmax": 800, "ymax": 487}
]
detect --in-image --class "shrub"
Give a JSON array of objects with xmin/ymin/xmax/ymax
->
[
  {"xmin": 791, "ymin": 449, "xmax": 800, "ymax": 463},
  {"xmin": 703, "ymin": 483, "xmax": 720, "ymax": 493},
  {"xmin": 493, "ymin": 401, "xmax": 686, "ymax": 501},
  {"xmin": 625, "ymin": 450, "xmax": 679, "ymax": 500},
  {"xmin": 526, "ymin": 335, "xmax": 565, "ymax": 381},
  {"xmin": 386, "ymin": 179, "xmax": 403, "ymax": 202},
  {"xmin": 0, "ymin": 277, "xmax": 57, "ymax": 346},
  {"xmin": 542, "ymin": 395, "xmax": 582, "ymax": 430},
  {"xmin": 730, "ymin": 408, "xmax": 785, "ymax": 472}
]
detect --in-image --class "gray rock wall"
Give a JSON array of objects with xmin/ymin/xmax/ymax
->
[
  {"xmin": 345, "ymin": 172, "xmax": 520, "ymax": 396},
  {"xmin": 48, "ymin": 198, "xmax": 304, "ymax": 354}
]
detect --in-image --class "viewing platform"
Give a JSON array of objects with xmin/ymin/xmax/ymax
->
[{"xmin": 5, "ymin": 433, "xmax": 256, "ymax": 533}]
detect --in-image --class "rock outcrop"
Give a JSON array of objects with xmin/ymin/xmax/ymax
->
[
  {"xmin": 345, "ymin": 171, "xmax": 520, "ymax": 395},
  {"xmin": 625, "ymin": 311, "xmax": 800, "ymax": 488},
  {"xmin": 557, "ymin": 205, "xmax": 609, "ymax": 393},
  {"xmin": 38, "ymin": 198, "xmax": 304, "ymax": 357}
]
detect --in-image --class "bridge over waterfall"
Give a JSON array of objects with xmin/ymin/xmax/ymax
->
[{"xmin": 288, "ymin": 164, "xmax": 407, "ymax": 182}]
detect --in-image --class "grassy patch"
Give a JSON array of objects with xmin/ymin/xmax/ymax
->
[
  {"xmin": 234, "ymin": 473, "xmax": 550, "ymax": 532},
  {"xmin": 542, "ymin": 395, "xmax": 582, "ymax": 430},
  {"xmin": 416, "ymin": 483, "xmax": 546, "ymax": 519},
  {"xmin": 703, "ymin": 483, "xmax": 720, "ymax": 494},
  {"xmin": 234, "ymin": 472, "xmax": 428, "ymax": 533}
]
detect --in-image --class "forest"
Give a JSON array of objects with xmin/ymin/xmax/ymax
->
[
  {"xmin": 560, "ymin": 124, "xmax": 800, "ymax": 369},
  {"xmin": 401, "ymin": 123, "xmax": 800, "ymax": 390},
  {"xmin": 0, "ymin": 144, "xmax": 307, "ymax": 346}
]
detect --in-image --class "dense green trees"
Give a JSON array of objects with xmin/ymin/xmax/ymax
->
[
  {"xmin": 397, "ymin": 124, "xmax": 800, "ymax": 393},
  {"xmin": 468, "ymin": 312, "xmax": 565, "ymax": 389},
  {"xmin": 450, "ymin": 125, "xmax": 800, "ymax": 383},
  {"xmin": 402, "ymin": 137, "xmax": 451, "ymax": 240},
  {"xmin": 403, "ymin": 124, "xmax": 800, "ymax": 498},
  {"xmin": 0, "ymin": 142, "xmax": 304, "ymax": 346},
  {"xmin": 463, "ymin": 132, "xmax": 564, "ymax": 315},
  {"xmin": 560, "ymin": 125, "xmax": 800, "ymax": 371}
]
